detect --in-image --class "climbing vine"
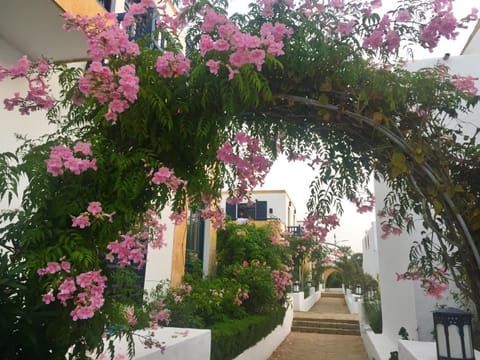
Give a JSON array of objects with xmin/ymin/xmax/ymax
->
[{"xmin": 0, "ymin": 0, "xmax": 479, "ymax": 358}]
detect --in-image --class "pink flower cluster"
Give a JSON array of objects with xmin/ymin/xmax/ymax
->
[
  {"xmin": 351, "ymin": 194, "xmax": 375, "ymax": 214},
  {"xmin": 124, "ymin": 305, "xmax": 138, "ymax": 326},
  {"xmin": 71, "ymin": 201, "xmax": 115, "ymax": 229},
  {"xmin": 46, "ymin": 142, "xmax": 97, "ymax": 176},
  {"xmin": 199, "ymin": 6, "xmax": 292, "ymax": 79},
  {"xmin": 272, "ymin": 267, "xmax": 292, "ymax": 299},
  {"xmin": 149, "ymin": 298, "xmax": 171, "ymax": 329},
  {"xmin": 377, "ymin": 208, "xmax": 412, "ymax": 240},
  {"xmin": 1, "ymin": 56, "xmax": 54, "ymax": 115},
  {"xmin": 362, "ymin": 15, "xmax": 401, "ymax": 54},
  {"xmin": 91, "ymin": 352, "xmax": 127, "ymax": 360},
  {"xmin": 151, "ymin": 166, "xmax": 187, "ymax": 191},
  {"xmin": 259, "ymin": 0, "xmax": 295, "ymax": 17},
  {"xmin": 199, "ymin": 194, "xmax": 225, "ymax": 229},
  {"xmin": 217, "ymin": 132, "xmax": 273, "ymax": 203},
  {"xmin": 78, "ymin": 62, "xmax": 139, "ymax": 121},
  {"xmin": 145, "ymin": 209, "xmax": 168, "ymax": 249},
  {"xmin": 234, "ymin": 287, "xmax": 249, "ymax": 305},
  {"xmin": 303, "ymin": 213, "xmax": 340, "ymax": 242},
  {"xmin": 396, "ymin": 268, "xmax": 449, "ymax": 299},
  {"xmin": 271, "ymin": 234, "xmax": 289, "ymax": 246},
  {"xmin": 380, "ymin": 221, "xmax": 403, "ymax": 239},
  {"xmin": 107, "ymin": 232, "xmax": 147, "ymax": 268},
  {"xmin": 450, "ymin": 74, "xmax": 479, "ymax": 97},
  {"xmin": 106, "ymin": 210, "xmax": 167, "ymax": 268},
  {"xmin": 38, "ymin": 262, "xmax": 107, "ymax": 321},
  {"xmin": 155, "ymin": 51, "xmax": 191, "ymax": 78},
  {"xmin": 323, "ymin": 255, "xmax": 334, "ymax": 266},
  {"xmin": 62, "ymin": 12, "xmax": 139, "ymax": 62}
]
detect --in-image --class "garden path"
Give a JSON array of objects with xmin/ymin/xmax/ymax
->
[{"xmin": 268, "ymin": 290, "xmax": 368, "ymax": 360}]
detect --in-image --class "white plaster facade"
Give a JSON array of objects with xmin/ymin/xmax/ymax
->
[
  {"xmin": 362, "ymin": 223, "xmax": 379, "ymax": 279},
  {"xmin": 364, "ymin": 25, "xmax": 480, "ymax": 350},
  {"xmin": 221, "ymin": 189, "xmax": 298, "ymax": 228}
]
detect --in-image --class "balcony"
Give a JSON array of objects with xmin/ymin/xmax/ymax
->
[{"xmin": 287, "ymin": 226, "xmax": 304, "ymax": 236}]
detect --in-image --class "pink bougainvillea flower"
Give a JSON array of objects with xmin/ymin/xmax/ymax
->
[
  {"xmin": 61, "ymin": 261, "xmax": 71, "ymax": 273},
  {"xmin": 73, "ymin": 141, "xmax": 93, "ymax": 156},
  {"xmin": 46, "ymin": 261, "xmax": 62, "ymax": 274},
  {"xmin": 87, "ymin": 201, "xmax": 103, "ymax": 216},
  {"xmin": 71, "ymin": 214, "xmax": 91, "ymax": 229},
  {"xmin": 42, "ymin": 291, "xmax": 55, "ymax": 304},
  {"xmin": 152, "ymin": 166, "xmax": 171, "ymax": 184}
]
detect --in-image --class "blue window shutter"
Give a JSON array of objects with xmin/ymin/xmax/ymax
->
[
  {"xmin": 226, "ymin": 203, "xmax": 237, "ymax": 219},
  {"xmin": 255, "ymin": 201, "xmax": 267, "ymax": 220}
]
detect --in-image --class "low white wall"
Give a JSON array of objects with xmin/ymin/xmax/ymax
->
[
  {"xmin": 398, "ymin": 340, "xmax": 480, "ymax": 360},
  {"xmin": 86, "ymin": 327, "xmax": 211, "ymax": 360},
  {"xmin": 289, "ymin": 287, "xmax": 321, "ymax": 311},
  {"xmin": 234, "ymin": 304, "xmax": 293, "ymax": 360},
  {"xmin": 362, "ymin": 330, "xmax": 397, "ymax": 360},
  {"xmin": 345, "ymin": 289, "xmax": 361, "ymax": 314}
]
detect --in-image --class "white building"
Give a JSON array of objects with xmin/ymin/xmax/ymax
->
[
  {"xmin": 362, "ymin": 223, "xmax": 379, "ymax": 280},
  {"xmin": 363, "ymin": 24, "xmax": 480, "ymax": 358},
  {"xmin": 221, "ymin": 189, "xmax": 298, "ymax": 229}
]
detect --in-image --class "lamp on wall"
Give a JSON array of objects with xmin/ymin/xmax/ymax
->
[
  {"xmin": 355, "ymin": 284, "xmax": 362, "ymax": 295},
  {"xmin": 293, "ymin": 281, "xmax": 300, "ymax": 293},
  {"xmin": 433, "ymin": 307, "xmax": 474, "ymax": 360}
]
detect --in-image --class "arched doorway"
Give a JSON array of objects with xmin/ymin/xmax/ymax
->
[{"xmin": 323, "ymin": 267, "xmax": 342, "ymax": 289}]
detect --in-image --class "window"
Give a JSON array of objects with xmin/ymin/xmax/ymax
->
[
  {"xmin": 121, "ymin": 0, "xmax": 165, "ymax": 50},
  {"xmin": 97, "ymin": 0, "xmax": 113, "ymax": 11},
  {"xmin": 185, "ymin": 212, "xmax": 205, "ymax": 274},
  {"xmin": 225, "ymin": 201, "xmax": 268, "ymax": 220}
]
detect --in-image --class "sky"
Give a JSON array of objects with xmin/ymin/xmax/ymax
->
[{"xmin": 226, "ymin": 0, "xmax": 477, "ymax": 252}]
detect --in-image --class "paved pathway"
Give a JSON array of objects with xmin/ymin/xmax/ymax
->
[{"xmin": 268, "ymin": 292, "xmax": 369, "ymax": 360}]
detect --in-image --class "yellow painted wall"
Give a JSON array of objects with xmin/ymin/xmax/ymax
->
[
  {"xmin": 323, "ymin": 267, "xmax": 338, "ymax": 284},
  {"xmin": 170, "ymin": 220, "xmax": 187, "ymax": 287},
  {"xmin": 53, "ymin": 0, "xmax": 105, "ymax": 16},
  {"xmin": 207, "ymin": 223, "xmax": 217, "ymax": 275}
]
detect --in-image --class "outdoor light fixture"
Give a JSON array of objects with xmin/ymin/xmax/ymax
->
[
  {"xmin": 293, "ymin": 281, "xmax": 300, "ymax": 293},
  {"xmin": 433, "ymin": 307, "xmax": 474, "ymax": 360},
  {"xmin": 355, "ymin": 284, "xmax": 362, "ymax": 295}
]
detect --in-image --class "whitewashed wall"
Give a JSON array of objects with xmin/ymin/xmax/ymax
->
[
  {"xmin": 375, "ymin": 180, "xmax": 419, "ymax": 341},
  {"xmin": 375, "ymin": 50, "xmax": 480, "ymax": 343},
  {"xmin": 144, "ymin": 207, "xmax": 177, "ymax": 293},
  {"xmin": 221, "ymin": 190, "xmax": 297, "ymax": 228},
  {"xmin": 362, "ymin": 223, "xmax": 379, "ymax": 279}
]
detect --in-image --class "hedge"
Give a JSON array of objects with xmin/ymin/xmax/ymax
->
[{"xmin": 210, "ymin": 306, "xmax": 286, "ymax": 360}]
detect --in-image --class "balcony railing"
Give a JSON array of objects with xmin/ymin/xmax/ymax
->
[
  {"xmin": 116, "ymin": 9, "xmax": 165, "ymax": 50},
  {"xmin": 287, "ymin": 226, "xmax": 304, "ymax": 236}
]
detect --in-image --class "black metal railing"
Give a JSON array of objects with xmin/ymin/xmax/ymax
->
[{"xmin": 287, "ymin": 226, "xmax": 304, "ymax": 235}]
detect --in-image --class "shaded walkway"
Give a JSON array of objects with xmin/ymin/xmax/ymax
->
[{"xmin": 268, "ymin": 291, "xmax": 368, "ymax": 360}]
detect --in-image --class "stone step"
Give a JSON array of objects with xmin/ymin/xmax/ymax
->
[
  {"xmin": 293, "ymin": 320, "xmax": 359, "ymax": 329},
  {"xmin": 293, "ymin": 317, "xmax": 358, "ymax": 324},
  {"xmin": 291, "ymin": 325, "xmax": 361, "ymax": 336},
  {"xmin": 321, "ymin": 292, "xmax": 345, "ymax": 298},
  {"xmin": 292, "ymin": 315, "xmax": 360, "ymax": 336}
]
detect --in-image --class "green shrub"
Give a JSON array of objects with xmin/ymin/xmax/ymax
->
[
  {"xmin": 211, "ymin": 306, "xmax": 286, "ymax": 360},
  {"xmin": 148, "ymin": 277, "xmax": 248, "ymax": 328},
  {"xmin": 216, "ymin": 222, "xmax": 289, "ymax": 274},
  {"xmin": 224, "ymin": 261, "xmax": 279, "ymax": 314},
  {"xmin": 365, "ymin": 299, "xmax": 383, "ymax": 333}
]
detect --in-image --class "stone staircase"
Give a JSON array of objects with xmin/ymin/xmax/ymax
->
[
  {"xmin": 321, "ymin": 291, "xmax": 345, "ymax": 298},
  {"xmin": 292, "ymin": 291, "xmax": 360, "ymax": 336},
  {"xmin": 291, "ymin": 316, "xmax": 360, "ymax": 336}
]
